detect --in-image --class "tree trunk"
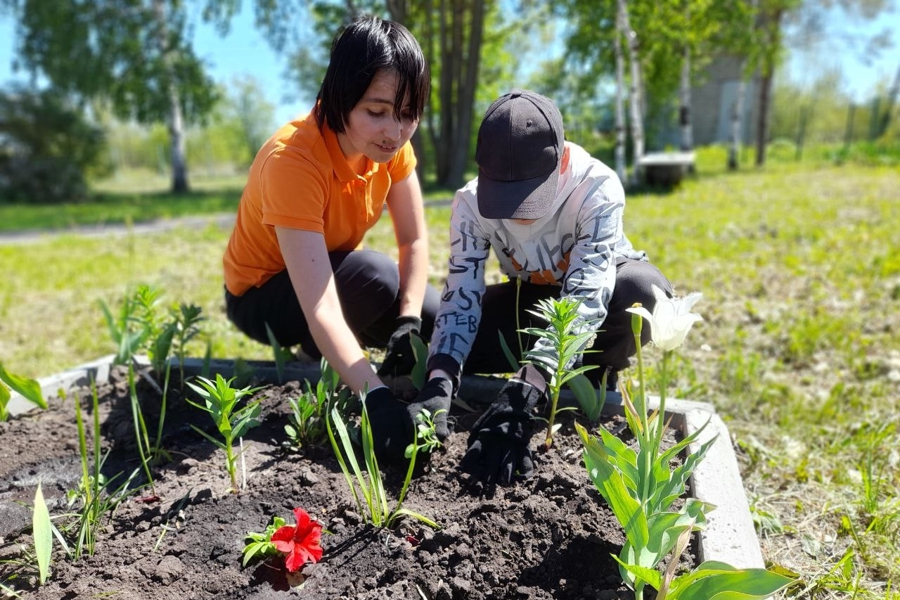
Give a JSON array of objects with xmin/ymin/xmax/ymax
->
[
  {"xmin": 445, "ymin": 0, "xmax": 483, "ymax": 187},
  {"xmin": 728, "ymin": 60, "xmax": 747, "ymax": 171},
  {"xmin": 428, "ymin": 0, "xmax": 485, "ymax": 188},
  {"xmin": 876, "ymin": 61, "xmax": 900, "ymax": 138},
  {"xmin": 613, "ymin": 11, "xmax": 627, "ymax": 184},
  {"xmin": 679, "ymin": 45, "xmax": 693, "ymax": 152},
  {"xmin": 755, "ymin": 67, "xmax": 772, "ymax": 167},
  {"xmin": 618, "ymin": 0, "xmax": 644, "ymax": 186},
  {"xmin": 754, "ymin": 5, "xmax": 784, "ymax": 168},
  {"xmin": 168, "ymin": 83, "xmax": 189, "ymax": 193},
  {"xmin": 154, "ymin": 0, "xmax": 189, "ymax": 193}
]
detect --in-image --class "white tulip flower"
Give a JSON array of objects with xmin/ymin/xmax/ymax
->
[{"xmin": 626, "ymin": 285, "xmax": 703, "ymax": 352}]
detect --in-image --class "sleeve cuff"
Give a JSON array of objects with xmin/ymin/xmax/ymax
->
[{"xmin": 426, "ymin": 353, "xmax": 462, "ymax": 394}]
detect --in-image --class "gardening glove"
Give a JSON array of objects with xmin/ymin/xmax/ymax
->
[
  {"xmin": 459, "ymin": 364, "xmax": 548, "ymax": 494},
  {"xmin": 407, "ymin": 377, "xmax": 454, "ymax": 444},
  {"xmin": 365, "ymin": 386, "xmax": 415, "ymax": 464},
  {"xmin": 377, "ymin": 316, "xmax": 423, "ymax": 378}
]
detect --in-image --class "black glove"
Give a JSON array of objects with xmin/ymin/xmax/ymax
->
[
  {"xmin": 365, "ymin": 387, "xmax": 415, "ymax": 464},
  {"xmin": 459, "ymin": 364, "xmax": 548, "ymax": 495},
  {"xmin": 377, "ymin": 316, "xmax": 423, "ymax": 378},
  {"xmin": 407, "ymin": 377, "xmax": 454, "ymax": 444}
]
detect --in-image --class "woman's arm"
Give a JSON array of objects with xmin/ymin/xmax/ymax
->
[
  {"xmin": 275, "ymin": 226, "xmax": 383, "ymax": 395},
  {"xmin": 384, "ymin": 170, "xmax": 429, "ymax": 318}
]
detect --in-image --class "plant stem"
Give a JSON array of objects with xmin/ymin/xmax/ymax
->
[
  {"xmin": 633, "ymin": 325, "xmax": 653, "ymax": 505},
  {"xmin": 515, "ymin": 277, "xmax": 524, "ymax": 362},
  {"xmin": 225, "ymin": 437, "xmax": 238, "ymax": 493},
  {"xmin": 655, "ymin": 351, "xmax": 671, "ymax": 452},
  {"xmin": 152, "ymin": 360, "xmax": 172, "ymax": 460},
  {"xmin": 544, "ymin": 386, "xmax": 559, "ymax": 450},
  {"xmin": 128, "ymin": 363, "xmax": 155, "ymax": 496}
]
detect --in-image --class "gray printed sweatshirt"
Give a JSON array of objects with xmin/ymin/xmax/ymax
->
[{"xmin": 427, "ymin": 142, "xmax": 647, "ymax": 379}]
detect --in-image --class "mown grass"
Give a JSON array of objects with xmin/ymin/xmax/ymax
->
[{"xmin": 1, "ymin": 149, "xmax": 898, "ymax": 598}]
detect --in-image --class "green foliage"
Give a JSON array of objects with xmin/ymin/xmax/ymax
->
[
  {"xmin": 284, "ymin": 359, "xmax": 352, "ymax": 452},
  {"xmin": 404, "ymin": 408, "xmax": 445, "ymax": 460},
  {"xmin": 522, "ymin": 297, "xmax": 600, "ymax": 447},
  {"xmin": 0, "ymin": 86, "xmax": 109, "ymax": 204},
  {"xmin": 264, "ymin": 323, "xmax": 288, "ymax": 384},
  {"xmin": 31, "ymin": 484, "xmax": 51, "ymax": 585},
  {"xmin": 326, "ymin": 396, "xmax": 438, "ymax": 530},
  {"xmin": 6, "ymin": 0, "xmax": 218, "ymax": 127},
  {"xmin": 65, "ymin": 379, "xmax": 142, "ymax": 560},
  {"xmin": 241, "ymin": 516, "xmax": 286, "ymax": 567},
  {"xmin": 100, "ymin": 284, "xmax": 206, "ymax": 483},
  {"xmin": 186, "ymin": 374, "xmax": 262, "ymax": 493},
  {"xmin": 0, "ymin": 361, "xmax": 46, "ymax": 421}
]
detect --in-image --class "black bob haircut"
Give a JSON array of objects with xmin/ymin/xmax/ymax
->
[{"xmin": 315, "ymin": 16, "xmax": 430, "ymax": 133}]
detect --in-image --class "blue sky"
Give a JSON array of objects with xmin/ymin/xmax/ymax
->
[{"xmin": 0, "ymin": 3, "xmax": 896, "ymax": 122}]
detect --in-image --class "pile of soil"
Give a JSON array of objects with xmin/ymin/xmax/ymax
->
[{"xmin": 0, "ymin": 365, "xmax": 689, "ymax": 599}]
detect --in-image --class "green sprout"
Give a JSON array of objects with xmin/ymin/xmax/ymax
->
[
  {"xmin": 284, "ymin": 359, "xmax": 351, "ymax": 451},
  {"xmin": 327, "ymin": 391, "xmax": 438, "ymax": 530},
  {"xmin": 186, "ymin": 374, "xmax": 262, "ymax": 493},
  {"xmin": 404, "ymin": 408, "xmax": 446, "ymax": 459},
  {"xmin": 521, "ymin": 296, "xmax": 600, "ymax": 448},
  {"xmin": 241, "ymin": 515, "xmax": 286, "ymax": 567}
]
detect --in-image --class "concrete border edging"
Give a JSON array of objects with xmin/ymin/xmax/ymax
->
[{"xmin": 6, "ymin": 356, "xmax": 764, "ymax": 571}]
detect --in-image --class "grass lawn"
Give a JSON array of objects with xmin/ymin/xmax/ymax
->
[
  {"xmin": 0, "ymin": 169, "xmax": 458, "ymax": 233},
  {"xmin": 1, "ymin": 151, "xmax": 898, "ymax": 598}
]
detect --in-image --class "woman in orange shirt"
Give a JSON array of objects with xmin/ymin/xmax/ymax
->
[{"xmin": 223, "ymin": 16, "xmax": 440, "ymax": 461}]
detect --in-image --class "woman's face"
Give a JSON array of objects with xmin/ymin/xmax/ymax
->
[{"xmin": 338, "ymin": 69, "xmax": 419, "ymax": 165}]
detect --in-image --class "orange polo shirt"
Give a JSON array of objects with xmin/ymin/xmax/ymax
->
[{"xmin": 223, "ymin": 111, "xmax": 417, "ymax": 296}]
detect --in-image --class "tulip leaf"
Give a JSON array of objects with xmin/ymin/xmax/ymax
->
[
  {"xmin": 667, "ymin": 561, "xmax": 796, "ymax": 600},
  {"xmin": 0, "ymin": 382, "xmax": 9, "ymax": 421},
  {"xmin": 567, "ymin": 373, "xmax": 602, "ymax": 421},
  {"xmin": 33, "ymin": 483, "xmax": 53, "ymax": 584},
  {"xmin": 0, "ymin": 361, "xmax": 46, "ymax": 409}
]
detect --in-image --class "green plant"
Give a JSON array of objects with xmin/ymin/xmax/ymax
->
[
  {"xmin": 242, "ymin": 507, "xmax": 323, "ymax": 571},
  {"xmin": 186, "ymin": 374, "xmax": 262, "ymax": 493},
  {"xmin": 404, "ymin": 408, "xmax": 446, "ymax": 459},
  {"xmin": 242, "ymin": 515, "xmax": 287, "ymax": 567},
  {"xmin": 100, "ymin": 287, "xmax": 158, "ymax": 489},
  {"xmin": 284, "ymin": 359, "xmax": 351, "ymax": 451},
  {"xmin": 264, "ymin": 323, "xmax": 290, "ymax": 384},
  {"xmin": 522, "ymin": 297, "xmax": 600, "ymax": 448},
  {"xmin": 65, "ymin": 379, "xmax": 141, "ymax": 559},
  {"xmin": 170, "ymin": 303, "xmax": 205, "ymax": 388},
  {"xmin": 0, "ymin": 362, "xmax": 47, "ymax": 421},
  {"xmin": 32, "ymin": 484, "xmax": 51, "ymax": 585},
  {"xmin": 577, "ymin": 287, "xmax": 796, "ymax": 599},
  {"xmin": 326, "ymin": 393, "xmax": 438, "ymax": 530}
]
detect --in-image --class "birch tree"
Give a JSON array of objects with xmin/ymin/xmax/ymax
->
[
  {"xmin": 2, "ymin": 0, "xmax": 221, "ymax": 193},
  {"xmin": 614, "ymin": 13, "xmax": 627, "ymax": 182},
  {"xmin": 618, "ymin": 0, "xmax": 645, "ymax": 185}
]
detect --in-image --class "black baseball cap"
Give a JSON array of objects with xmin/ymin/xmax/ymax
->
[{"xmin": 475, "ymin": 89, "xmax": 565, "ymax": 220}]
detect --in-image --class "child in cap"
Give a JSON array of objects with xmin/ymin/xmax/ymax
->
[{"xmin": 413, "ymin": 89, "xmax": 673, "ymax": 493}]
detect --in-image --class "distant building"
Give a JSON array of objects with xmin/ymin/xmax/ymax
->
[{"xmin": 657, "ymin": 55, "xmax": 761, "ymax": 148}]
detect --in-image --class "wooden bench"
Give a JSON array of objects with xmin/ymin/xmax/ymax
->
[{"xmin": 638, "ymin": 151, "xmax": 696, "ymax": 186}]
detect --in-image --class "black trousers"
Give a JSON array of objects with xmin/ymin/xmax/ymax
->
[
  {"xmin": 462, "ymin": 258, "xmax": 673, "ymax": 376},
  {"xmin": 225, "ymin": 250, "xmax": 440, "ymax": 360}
]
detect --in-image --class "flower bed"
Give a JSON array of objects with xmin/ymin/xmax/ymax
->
[{"xmin": 0, "ymin": 352, "xmax": 771, "ymax": 599}]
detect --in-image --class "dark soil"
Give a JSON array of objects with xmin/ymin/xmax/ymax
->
[{"xmin": 0, "ymin": 364, "xmax": 689, "ymax": 599}]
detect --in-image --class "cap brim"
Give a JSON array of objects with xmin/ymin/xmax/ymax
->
[{"xmin": 477, "ymin": 167, "xmax": 559, "ymax": 220}]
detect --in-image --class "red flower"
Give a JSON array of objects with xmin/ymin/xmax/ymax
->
[{"xmin": 271, "ymin": 507, "xmax": 323, "ymax": 571}]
